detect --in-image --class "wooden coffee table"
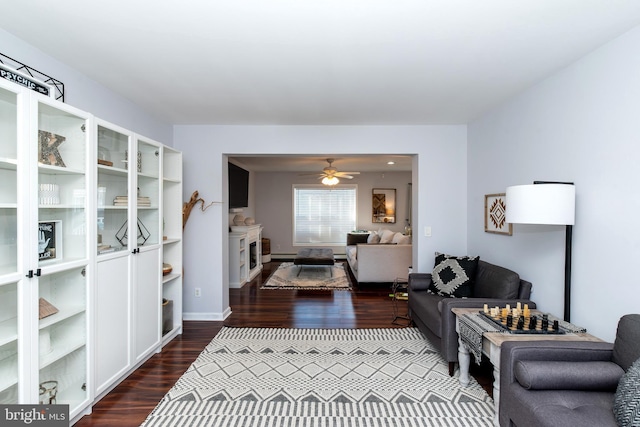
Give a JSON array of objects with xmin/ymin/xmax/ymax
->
[{"xmin": 452, "ymin": 307, "xmax": 603, "ymax": 426}]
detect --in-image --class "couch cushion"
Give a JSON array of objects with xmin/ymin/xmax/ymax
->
[
  {"xmin": 515, "ymin": 360, "xmax": 624, "ymax": 391},
  {"xmin": 473, "ymin": 260, "xmax": 521, "ymax": 298},
  {"xmin": 614, "ymin": 357, "xmax": 640, "ymax": 427},
  {"xmin": 612, "ymin": 314, "xmax": 640, "ymax": 371},
  {"xmin": 506, "ymin": 386, "xmax": 617, "ymax": 427},
  {"xmin": 429, "ymin": 253, "xmax": 479, "ymax": 298}
]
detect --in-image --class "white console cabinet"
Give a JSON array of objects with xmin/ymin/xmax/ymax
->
[
  {"xmin": 229, "ymin": 225, "xmax": 263, "ymax": 288},
  {"xmin": 0, "ymin": 75, "xmax": 182, "ymax": 423}
]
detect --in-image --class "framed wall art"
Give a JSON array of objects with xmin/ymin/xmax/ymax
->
[
  {"xmin": 484, "ymin": 193, "xmax": 512, "ymax": 235},
  {"xmin": 372, "ymin": 188, "xmax": 396, "ymax": 223}
]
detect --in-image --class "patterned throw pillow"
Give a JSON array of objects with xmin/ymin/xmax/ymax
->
[
  {"xmin": 429, "ymin": 253, "xmax": 479, "ymax": 298},
  {"xmin": 614, "ymin": 356, "xmax": 640, "ymax": 427}
]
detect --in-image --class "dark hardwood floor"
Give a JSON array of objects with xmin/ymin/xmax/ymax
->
[{"xmin": 76, "ymin": 260, "xmax": 493, "ymax": 426}]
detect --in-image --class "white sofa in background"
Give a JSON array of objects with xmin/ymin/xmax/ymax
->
[{"xmin": 345, "ymin": 230, "xmax": 412, "ymax": 283}]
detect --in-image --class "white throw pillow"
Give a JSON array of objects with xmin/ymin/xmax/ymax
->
[
  {"xmin": 392, "ymin": 233, "xmax": 411, "ymax": 245},
  {"xmin": 379, "ymin": 229, "xmax": 395, "ymax": 244},
  {"xmin": 367, "ymin": 232, "xmax": 381, "ymax": 244}
]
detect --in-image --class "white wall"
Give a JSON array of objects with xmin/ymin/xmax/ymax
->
[
  {"xmin": 468, "ymin": 26, "xmax": 640, "ymax": 342},
  {"xmin": 0, "ymin": 29, "xmax": 172, "ymax": 143},
  {"xmin": 255, "ymin": 171, "xmax": 412, "ymax": 256},
  {"xmin": 174, "ymin": 125, "xmax": 467, "ymax": 320}
]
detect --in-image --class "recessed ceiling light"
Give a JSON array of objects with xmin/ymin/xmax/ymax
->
[{"xmin": 387, "ymin": 161, "xmax": 395, "ymax": 165}]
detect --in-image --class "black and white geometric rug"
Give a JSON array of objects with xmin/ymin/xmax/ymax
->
[
  {"xmin": 261, "ymin": 262, "xmax": 351, "ymax": 290},
  {"xmin": 141, "ymin": 327, "xmax": 494, "ymax": 426}
]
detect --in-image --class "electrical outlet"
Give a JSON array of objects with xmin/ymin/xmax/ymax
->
[{"xmin": 195, "ymin": 287, "xmax": 201, "ymax": 297}]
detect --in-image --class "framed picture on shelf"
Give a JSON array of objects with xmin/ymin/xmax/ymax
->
[
  {"xmin": 484, "ymin": 193, "xmax": 512, "ymax": 235},
  {"xmin": 38, "ymin": 220, "xmax": 62, "ymax": 261}
]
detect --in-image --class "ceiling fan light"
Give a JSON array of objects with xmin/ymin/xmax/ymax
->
[{"xmin": 322, "ymin": 176, "xmax": 339, "ymax": 186}]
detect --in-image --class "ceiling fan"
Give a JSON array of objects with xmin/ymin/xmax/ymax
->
[{"xmin": 299, "ymin": 158, "xmax": 360, "ymax": 186}]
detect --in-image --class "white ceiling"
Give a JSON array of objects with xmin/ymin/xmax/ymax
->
[
  {"xmin": 2, "ymin": 1, "xmax": 640, "ymax": 126},
  {"xmin": 232, "ymin": 155, "xmax": 413, "ymax": 173}
]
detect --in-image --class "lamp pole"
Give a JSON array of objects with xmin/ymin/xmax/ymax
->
[{"xmin": 533, "ymin": 181, "xmax": 574, "ymax": 322}]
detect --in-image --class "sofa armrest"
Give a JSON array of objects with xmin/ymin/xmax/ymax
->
[
  {"xmin": 518, "ymin": 279, "xmax": 533, "ymax": 299},
  {"xmin": 408, "ymin": 273, "xmax": 432, "ymax": 291},
  {"xmin": 514, "ymin": 360, "xmax": 623, "ymax": 391},
  {"xmin": 438, "ymin": 298, "xmax": 537, "ymax": 363},
  {"xmin": 500, "ymin": 340, "xmax": 615, "ymax": 390}
]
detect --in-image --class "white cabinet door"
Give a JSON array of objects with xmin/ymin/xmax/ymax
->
[
  {"xmin": 133, "ymin": 247, "xmax": 161, "ymax": 362},
  {"xmin": 95, "ymin": 254, "xmax": 130, "ymax": 396},
  {"xmin": 30, "ymin": 94, "xmax": 92, "ymax": 420},
  {"xmin": 0, "ymin": 79, "xmax": 23, "ymax": 405}
]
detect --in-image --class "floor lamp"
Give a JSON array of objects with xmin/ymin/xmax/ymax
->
[{"xmin": 505, "ymin": 182, "xmax": 576, "ymax": 322}]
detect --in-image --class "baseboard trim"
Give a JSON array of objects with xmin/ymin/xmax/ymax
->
[
  {"xmin": 183, "ymin": 307, "xmax": 232, "ymax": 321},
  {"xmin": 270, "ymin": 254, "xmax": 346, "ymax": 260}
]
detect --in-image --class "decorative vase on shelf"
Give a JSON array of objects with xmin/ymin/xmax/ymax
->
[
  {"xmin": 233, "ymin": 214, "xmax": 245, "ymax": 226},
  {"xmin": 244, "ymin": 217, "xmax": 255, "ymax": 225}
]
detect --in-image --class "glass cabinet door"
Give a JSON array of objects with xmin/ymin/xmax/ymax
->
[
  {"xmin": 134, "ymin": 138, "xmax": 161, "ymax": 247},
  {"xmin": 0, "ymin": 83, "xmax": 19, "ymax": 277},
  {"xmin": 38, "ymin": 267, "xmax": 87, "ymax": 408},
  {"xmin": 0, "ymin": 281, "xmax": 19, "ymax": 404},
  {"xmin": 36, "ymin": 100, "xmax": 89, "ymax": 265},
  {"xmin": 34, "ymin": 98, "xmax": 91, "ymax": 416},
  {"xmin": 0, "ymin": 82, "xmax": 21, "ymax": 404},
  {"xmin": 96, "ymin": 123, "xmax": 131, "ymax": 255}
]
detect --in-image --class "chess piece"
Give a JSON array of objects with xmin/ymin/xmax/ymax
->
[
  {"xmin": 517, "ymin": 316, "xmax": 525, "ymax": 330},
  {"xmin": 553, "ymin": 320, "xmax": 559, "ymax": 331}
]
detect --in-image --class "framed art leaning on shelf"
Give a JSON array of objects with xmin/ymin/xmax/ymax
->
[{"xmin": 38, "ymin": 220, "xmax": 62, "ymax": 261}]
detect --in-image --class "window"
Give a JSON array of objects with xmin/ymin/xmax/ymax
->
[{"xmin": 293, "ymin": 185, "xmax": 357, "ymax": 245}]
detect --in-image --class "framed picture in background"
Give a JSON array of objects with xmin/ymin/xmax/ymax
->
[{"xmin": 484, "ymin": 193, "xmax": 512, "ymax": 235}]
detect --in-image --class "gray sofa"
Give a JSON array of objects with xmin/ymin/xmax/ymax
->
[
  {"xmin": 408, "ymin": 259, "xmax": 534, "ymax": 375},
  {"xmin": 499, "ymin": 314, "xmax": 640, "ymax": 427}
]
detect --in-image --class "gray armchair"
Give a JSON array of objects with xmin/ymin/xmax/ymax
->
[
  {"xmin": 499, "ymin": 314, "xmax": 640, "ymax": 427},
  {"xmin": 408, "ymin": 259, "xmax": 534, "ymax": 375}
]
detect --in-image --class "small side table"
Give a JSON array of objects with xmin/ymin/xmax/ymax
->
[{"xmin": 391, "ymin": 278, "xmax": 411, "ymax": 325}]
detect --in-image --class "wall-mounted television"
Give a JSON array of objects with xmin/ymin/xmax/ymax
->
[{"xmin": 228, "ymin": 162, "xmax": 249, "ymax": 209}]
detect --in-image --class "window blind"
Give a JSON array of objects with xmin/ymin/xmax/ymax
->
[{"xmin": 293, "ymin": 185, "xmax": 357, "ymax": 245}]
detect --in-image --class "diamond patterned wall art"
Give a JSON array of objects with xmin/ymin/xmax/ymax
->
[{"xmin": 484, "ymin": 193, "xmax": 512, "ymax": 235}]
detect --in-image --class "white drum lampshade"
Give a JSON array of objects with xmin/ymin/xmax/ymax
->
[{"xmin": 506, "ymin": 184, "xmax": 575, "ymax": 226}]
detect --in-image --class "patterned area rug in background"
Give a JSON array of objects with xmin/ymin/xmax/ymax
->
[
  {"xmin": 261, "ymin": 262, "xmax": 351, "ymax": 290},
  {"xmin": 140, "ymin": 327, "xmax": 494, "ymax": 427}
]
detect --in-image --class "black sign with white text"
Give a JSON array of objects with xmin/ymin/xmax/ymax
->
[{"xmin": 0, "ymin": 64, "xmax": 51, "ymax": 96}]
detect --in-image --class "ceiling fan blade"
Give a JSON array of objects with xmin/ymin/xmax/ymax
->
[
  {"xmin": 298, "ymin": 172, "xmax": 324, "ymax": 176},
  {"xmin": 335, "ymin": 172, "xmax": 360, "ymax": 176},
  {"xmin": 338, "ymin": 175, "xmax": 355, "ymax": 179}
]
